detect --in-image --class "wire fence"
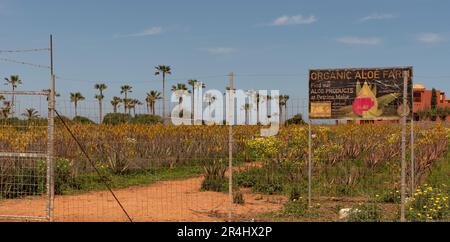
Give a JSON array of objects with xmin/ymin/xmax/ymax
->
[
  {"xmin": 0, "ymin": 91, "xmax": 449, "ymax": 222},
  {"xmin": 0, "ymin": 93, "xmax": 51, "ymax": 221}
]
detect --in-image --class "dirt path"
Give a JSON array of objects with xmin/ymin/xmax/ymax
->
[{"xmin": 0, "ymin": 164, "xmax": 286, "ymax": 222}]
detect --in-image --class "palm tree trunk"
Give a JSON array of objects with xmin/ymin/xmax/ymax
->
[
  {"xmin": 257, "ymin": 101, "xmax": 259, "ymax": 125},
  {"xmin": 179, "ymin": 96, "xmax": 183, "ymax": 118},
  {"xmin": 163, "ymin": 73, "xmax": 166, "ymax": 122},
  {"xmin": 99, "ymin": 100, "xmax": 103, "ymax": 124},
  {"xmin": 279, "ymin": 106, "xmax": 283, "ymax": 124},
  {"xmin": 284, "ymin": 104, "xmax": 288, "ymax": 125},
  {"xmin": 246, "ymin": 109, "xmax": 249, "ymax": 125},
  {"xmin": 75, "ymin": 102, "xmax": 78, "ymax": 117},
  {"xmin": 152, "ymin": 102, "xmax": 156, "ymax": 115},
  {"xmin": 113, "ymin": 105, "xmax": 117, "ymax": 113},
  {"xmin": 124, "ymin": 93, "xmax": 128, "ymax": 114},
  {"xmin": 147, "ymin": 102, "xmax": 151, "ymax": 114},
  {"xmin": 192, "ymin": 87, "xmax": 195, "ymax": 119},
  {"xmin": 209, "ymin": 101, "xmax": 212, "ymax": 120},
  {"xmin": 11, "ymin": 86, "xmax": 15, "ymax": 118}
]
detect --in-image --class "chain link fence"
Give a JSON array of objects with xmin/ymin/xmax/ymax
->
[{"xmin": 0, "ymin": 92, "xmax": 448, "ymax": 222}]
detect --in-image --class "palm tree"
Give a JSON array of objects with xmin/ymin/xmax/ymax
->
[
  {"xmin": 134, "ymin": 99, "xmax": 143, "ymax": 116},
  {"xmin": 265, "ymin": 94, "xmax": 272, "ymax": 119},
  {"xmin": 279, "ymin": 95, "xmax": 290, "ymax": 124},
  {"xmin": 205, "ymin": 93, "xmax": 216, "ymax": 121},
  {"xmin": 70, "ymin": 92, "xmax": 85, "ymax": 117},
  {"xmin": 111, "ymin": 97, "xmax": 122, "ymax": 113},
  {"xmin": 187, "ymin": 80, "xmax": 205, "ymax": 119},
  {"xmin": 1, "ymin": 101, "xmax": 12, "ymax": 119},
  {"xmin": 4, "ymin": 75, "xmax": 22, "ymax": 117},
  {"xmin": 120, "ymin": 85, "xmax": 133, "ymax": 114},
  {"xmin": 243, "ymin": 103, "xmax": 252, "ymax": 125},
  {"xmin": 22, "ymin": 108, "xmax": 40, "ymax": 120},
  {"xmin": 171, "ymin": 83, "xmax": 190, "ymax": 106},
  {"xmin": 155, "ymin": 65, "xmax": 172, "ymax": 120},
  {"xmin": 127, "ymin": 99, "xmax": 142, "ymax": 116},
  {"xmin": 0, "ymin": 96, "xmax": 5, "ymax": 118},
  {"xmin": 146, "ymin": 91, "xmax": 162, "ymax": 115},
  {"xmin": 95, "ymin": 83, "xmax": 107, "ymax": 122}
]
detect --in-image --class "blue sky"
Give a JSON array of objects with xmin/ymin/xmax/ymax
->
[{"xmin": 1, "ymin": 0, "xmax": 450, "ymax": 104}]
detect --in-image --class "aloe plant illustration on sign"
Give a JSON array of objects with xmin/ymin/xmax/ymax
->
[{"xmin": 339, "ymin": 81, "xmax": 400, "ymax": 119}]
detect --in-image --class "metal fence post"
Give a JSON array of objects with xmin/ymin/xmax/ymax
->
[
  {"xmin": 400, "ymin": 70, "xmax": 409, "ymax": 222},
  {"xmin": 308, "ymin": 120, "xmax": 312, "ymax": 209},
  {"xmin": 228, "ymin": 72, "xmax": 234, "ymax": 221},
  {"xmin": 411, "ymin": 78, "xmax": 415, "ymax": 195},
  {"xmin": 47, "ymin": 35, "xmax": 55, "ymax": 222}
]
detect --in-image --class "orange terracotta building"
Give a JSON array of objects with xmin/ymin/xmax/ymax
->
[{"xmin": 413, "ymin": 84, "xmax": 450, "ymax": 121}]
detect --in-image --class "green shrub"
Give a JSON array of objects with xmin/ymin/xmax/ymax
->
[
  {"xmin": 253, "ymin": 179, "xmax": 284, "ymax": 195},
  {"xmin": 0, "ymin": 159, "xmax": 72, "ymax": 199},
  {"xmin": 73, "ymin": 116, "xmax": 95, "ymax": 124},
  {"xmin": 107, "ymin": 153, "xmax": 132, "ymax": 175},
  {"xmin": 283, "ymin": 197, "xmax": 308, "ymax": 217},
  {"xmin": 287, "ymin": 184, "xmax": 305, "ymax": 201},
  {"xmin": 38, "ymin": 159, "xmax": 73, "ymax": 195},
  {"xmin": 377, "ymin": 189, "xmax": 401, "ymax": 203},
  {"xmin": 285, "ymin": 114, "xmax": 306, "ymax": 125},
  {"xmin": 233, "ymin": 189, "xmax": 245, "ymax": 205},
  {"xmin": 55, "ymin": 115, "xmax": 73, "ymax": 125},
  {"xmin": 346, "ymin": 203, "xmax": 383, "ymax": 222},
  {"xmin": 130, "ymin": 114, "xmax": 162, "ymax": 125},
  {"xmin": 0, "ymin": 165, "xmax": 45, "ymax": 199},
  {"xmin": 235, "ymin": 166, "xmax": 286, "ymax": 195},
  {"xmin": 406, "ymin": 185, "xmax": 449, "ymax": 221},
  {"xmin": 0, "ymin": 118, "xmax": 47, "ymax": 126},
  {"xmin": 102, "ymin": 113, "xmax": 132, "ymax": 125},
  {"xmin": 234, "ymin": 168, "xmax": 263, "ymax": 188},
  {"xmin": 201, "ymin": 159, "xmax": 227, "ymax": 192}
]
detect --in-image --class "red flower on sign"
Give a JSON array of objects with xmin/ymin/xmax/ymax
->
[{"xmin": 352, "ymin": 97, "xmax": 375, "ymax": 116}]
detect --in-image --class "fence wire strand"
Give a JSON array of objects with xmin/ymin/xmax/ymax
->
[{"xmin": 54, "ymin": 109, "xmax": 133, "ymax": 222}]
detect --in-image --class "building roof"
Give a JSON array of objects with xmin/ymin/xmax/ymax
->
[{"xmin": 413, "ymin": 84, "xmax": 426, "ymax": 90}]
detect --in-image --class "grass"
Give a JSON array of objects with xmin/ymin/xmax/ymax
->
[
  {"xmin": 426, "ymin": 149, "xmax": 450, "ymax": 192},
  {"xmin": 62, "ymin": 164, "xmax": 203, "ymax": 195},
  {"xmin": 253, "ymin": 150, "xmax": 450, "ymax": 222},
  {"xmin": 256, "ymin": 205, "xmax": 324, "ymax": 222}
]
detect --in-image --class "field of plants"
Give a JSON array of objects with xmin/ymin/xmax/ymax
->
[{"xmin": 0, "ymin": 122, "xmax": 449, "ymax": 221}]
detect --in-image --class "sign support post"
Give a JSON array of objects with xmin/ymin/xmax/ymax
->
[
  {"xmin": 308, "ymin": 119, "xmax": 312, "ymax": 209},
  {"xmin": 400, "ymin": 70, "xmax": 409, "ymax": 222},
  {"xmin": 411, "ymin": 80, "xmax": 415, "ymax": 195}
]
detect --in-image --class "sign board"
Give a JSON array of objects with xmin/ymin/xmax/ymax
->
[{"xmin": 309, "ymin": 67, "xmax": 413, "ymax": 120}]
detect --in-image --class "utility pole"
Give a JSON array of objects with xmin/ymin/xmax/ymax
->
[
  {"xmin": 47, "ymin": 34, "xmax": 55, "ymax": 222},
  {"xmin": 228, "ymin": 72, "xmax": 234, "ymax": 221}
]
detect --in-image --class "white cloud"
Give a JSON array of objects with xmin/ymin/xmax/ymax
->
[
  {"xmin": 417, "ymin": 32, "xmax": 445, "ymax": 44},
  {"xmin": 114, "ymin": 27, "xmax": 163, "ymax": 38},
  {"xmin": 270, "ymin": 15, "xmax": 317, "ymax": 26},
  {"xmin": 360, "ymin": 13, "xmax": 396, "ymax": 22},
  {"xmin": 337, "ymin": 36, "xmax": 382, "ymax": 46},
  {"xmin": 202, "ymin": 47, "xmax": 236, "ymax": 55}
]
